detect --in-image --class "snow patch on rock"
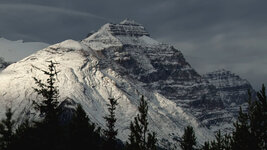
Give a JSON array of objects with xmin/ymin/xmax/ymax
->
[{"xmin": 59, "ymin": 40, "xmax": 84, "ymax": 51}]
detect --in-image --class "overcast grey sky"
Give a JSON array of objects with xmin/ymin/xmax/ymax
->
[{"xmin": 0, "ymin": 0, "xmax": 266, "ymax": 90}]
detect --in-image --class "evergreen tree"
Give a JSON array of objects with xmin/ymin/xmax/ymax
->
[
  {"xmin": 14, "ymin": 120, "xmax": 31, "ymax": 139},
  {"xmin": 126, "ymin": 95, "xmax": 157, "ymax": 150},
  {"xmin": 231, "ymin": 85, "xmax": 267, "ymax": 150},
  {"xmin": 33, "ymin": 60, "xmax": 60, "ymax": 123},
  {"xmin": 201, "ymin": 142, "xmax": 210, "ymax": 150},
  {"xmin": 0, "ymin": 108, "xmax": 15, "ymax": 150},
  {"xmin": 231, "ymin": 106, "xmax": 256, "ymax": 150},
  {"xmin": 209, "ymin": 130, "xmax": 232, "ymax": 150},
  {"xmin": 180, "ymin": 126, "xmax": 196, "ymax": 150},
  {"xmin": 147, "ymin": 132, "xmax": 157, "ymax": 150},
  {"xmin": 250, "ymin": 85, "xmax": 267, "ymax": 149},
  {"xmin": 68, "ymin": 104, "xmax": 102, "ymax": 150},
  {"xmin": 9, "ymin": 119, "xmax": 40, "ymax": 150},
  {"xmin": 32, "ymin": 61, "xmax": 61, "ymax": 150},
  {"xmin": 222, "ymin": 134, "xmax": 232, "ymax": 150},
  {"xmin": 126, "ymin": 121, "xmax": 141, "ymax": 150},
  {"xmin": 210, "ymin": 130, "xmax": 224, "ymax": 150},
  {"xmin": 103, "ymin": 97, "xmax": 119, "ymax": 150}
]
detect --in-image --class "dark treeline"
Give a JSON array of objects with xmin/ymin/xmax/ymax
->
[
  {"xmin": 0, "ymin": 61, "xmax": 266, "ymax": 150},
  {"xmin": 180, "ymin": 85, "xmax": 267, "ymax": 150}
]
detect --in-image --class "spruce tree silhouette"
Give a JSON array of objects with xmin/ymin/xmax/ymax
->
[
  {"xmin": 32, "ymin": 61, "xmax": 61, "ymax": 150},
  {"xmin": 231, "ymin": 106, "xmax": 256, "ymax": 150},
  {"xmin": 126, "ymin": 95, "xmax": 157, "ymax": 150},
  {"xmin": 252, "ymin": 85, "xmax": 267, "ymax": 149},
  {"xmin": 0, "ymin": 107, "xmax": 15, "ymax": 150},
  {"xmin": 3, "ymin": 61, "xmax": 62, "ymax": 150},
  {"xmin": 33, "ymin": 61, "xmax": 60, "ymax": 123},
  {"xmin": 180, "ymin": 126, "xmax": 196, "ymax": 150},
  {"xmin": 231, "ymin": 85, "xmax": 267, "ymax": 150},
  {"xmin": 9, "ymin": 119, "xmax": 37, "ymax": 150},
  {"xmin": 210, "ymin": 130, "xmax": 224, "ymax": 150},
  {"xmin": 103, "ymin": 97, "xmax": 119, "ymax": 150},
  {"xmin": 201, "ymin": 142, "xmax": 211, "ymax": 150},
  {"xmin": 68, "ymin": 104, "xmax": 102, "ymax": 150}
]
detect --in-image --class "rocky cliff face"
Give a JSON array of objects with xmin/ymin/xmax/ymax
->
[
  {"xmin": 0, "ymin": 19, "xmax": 255, "ymax": 149},
  {"xmin": 203, "ymin": 69, "xmax": 254, "ymax": 116},
  {"xmin": 82, "ymin": 19, "xmax": 239, "ymax": 132}
]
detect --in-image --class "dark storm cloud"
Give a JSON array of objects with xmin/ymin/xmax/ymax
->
[
  {"xmin": 0, "ymin": 3, "xmax": 109, "ymax": 43},
  {"xmin": 0, "ymin": 0, "xmax": 266, "ymax": 89}
]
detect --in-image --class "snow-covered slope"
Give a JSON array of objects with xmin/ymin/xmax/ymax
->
[
  {"xmin": 0, "ymin": 20, "xmax": 255, "ymax": 149},
  {"xmin": 0, "ymin": 39, "xmax": 213, "ymax": 149},
  {"xmin": 0, "ymin": 37, "xmax": 49, "ymax": 62}
]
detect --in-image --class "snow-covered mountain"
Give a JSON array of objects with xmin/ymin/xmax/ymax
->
[
  {"xmin": 82, "ymin": 20, "xmax": 253, "ymax": 132},
  {"xmin": 0, "ymin": 20, "xmax": 254, "ymax": 149},
  {"xmin": 0, "ymin": 40, "xmax": 212, "ymax": 149}
]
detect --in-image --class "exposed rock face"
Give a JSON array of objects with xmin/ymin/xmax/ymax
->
[
  {"xmin": 108, "ymin": 19, "xmax": 150, "ymax": 37},
  {"xmin": 0, "ymin": 20, "xmax": 255, "ymax": 149},
  {"xmin": 82, "ymin": 19, "xmax": 236, "ymax": 132},
  {"xmin": 204, "ymin": 69, "xmax": 253, "ymax": 104},
  {"xmin": 203, "ymin": 69, "xmax": 254, "ymax": 116},
  {"xmin": 0, "ymin": 58, "xmax": 10, "ymax": 71}
]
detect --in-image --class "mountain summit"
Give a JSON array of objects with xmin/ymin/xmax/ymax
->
[{"xmin": 0, "ymin": 20, "xmax": 254, "ymax": 149}]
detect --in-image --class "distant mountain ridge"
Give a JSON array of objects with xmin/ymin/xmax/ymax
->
[
  {"xmin": 203, "ymin": 69, "xmax": 254, "ymax": 106},
  {"xmin": 0, "ymin": 20, "xmax": 254, "ymax": 149},
  {"xmin": 0, "ymin": 37, "xmax": 49, "ymax": 62},
  {"xmin": 203, "ymin": 69, "xmax": 254, "ymax": 119}
]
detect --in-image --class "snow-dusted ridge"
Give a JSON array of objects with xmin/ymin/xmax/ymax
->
[{"xmin": 0, "ymin": 20, "xmax": 255, "ymax": 149}]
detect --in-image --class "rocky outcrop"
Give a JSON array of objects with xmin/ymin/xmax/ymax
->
[{"xmin": 0, "ymin": 58, "xmax": 10, "ymax": 71}]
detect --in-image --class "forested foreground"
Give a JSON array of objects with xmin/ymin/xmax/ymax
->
[{"xmin": 0, "ymin": 62, "xmax": 266, "ymax": 150}]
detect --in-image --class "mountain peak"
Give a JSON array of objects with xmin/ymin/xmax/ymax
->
[
  {"xmin": 208, "ymin": 69, "xmax": 230, "ymax": 74},
  {"xmin": 204, "ymin": 69, "xmax": 240, "ymax": 79},
  {"xmin": 82, "ymin": 19, "xmax": 153, "ymax": 50},
  {"xmin": 119, "ymin": 19, "xmax": 142, "ymax": 26},
  {"xmin": 108, "ymin": 19, "xmax": 149, "ymax": 37},
  {"xmin": 103, "ymin": 19, "xmax": 149, "ymax": 37}
]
